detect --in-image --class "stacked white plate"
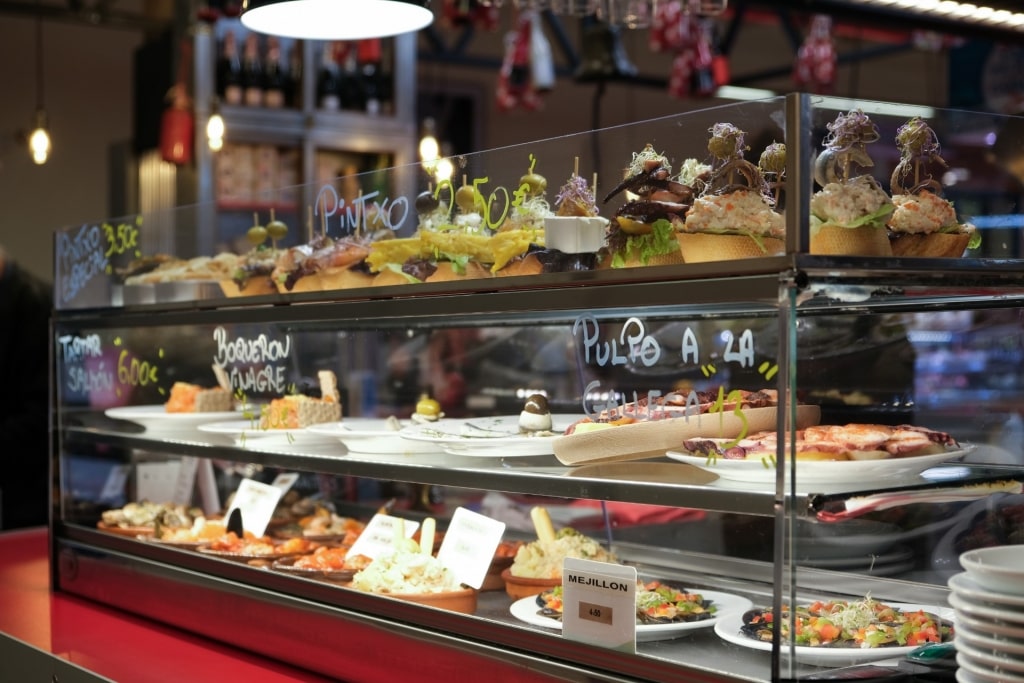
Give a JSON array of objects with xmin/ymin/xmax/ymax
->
[{"xmin": 949, "ymin": 546, "xmax": 1024, "ymax": 683}]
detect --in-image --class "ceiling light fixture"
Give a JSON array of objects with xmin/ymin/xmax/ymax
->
[
  {"xmin": 28, "ymin": 0, "xmax": 51, "ymax": 165},
  {"xmin": 206, "ymin": 98, "xmax": 226, "ymax": 152},
  {"xmin": 240, "ymin": 0, "xmax": 433, "ymax": 40}
]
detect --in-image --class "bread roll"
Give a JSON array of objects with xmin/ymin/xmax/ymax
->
[
  {"xmin": 495, "ymin": 253, "xmax": 544, "ymax": 277},
  {"xmin": 597, "ymin": 247, "xmax": 685, "ymax": 269},
  {"xmin": 219, "ymin": 277, "xmax": 277, "ymax": 298},
  {"xmin": 425, "ymin": 261, "xmax": 494, "ymax": 282},
  {"xmin": 677, "ymin": 233, "xmax": 785, "ymax": 263},
  {"xmin": 890, "ymin": 232, "xmax": 971, "ymax": 258},
  {"xmin": 810, "ymin": 225, "xmax": 893, "ymax": 256},
  {"xmin": 317, "ymin": 266, "xmax": 374, "ymax": 291},
  {"xmin": 273, "ymin": 274, "xmax": 320, "ymax": 294},
  {"xmin": 371, "ymin": 268, "xmax": 415, "ymax": 287}
]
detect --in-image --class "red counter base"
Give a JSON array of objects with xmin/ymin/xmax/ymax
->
[{"xmin": 0, "ymin": 528, "xmax": 332, "ymax": 682}]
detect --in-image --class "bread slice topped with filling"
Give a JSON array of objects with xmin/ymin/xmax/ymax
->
[
  {"xmin": 678, "ymin": 423, "xmax": 958, "ymax": 462},
  {"xmin": 261, "ymin": 370, "xmax": 342, "ymax": 429}
]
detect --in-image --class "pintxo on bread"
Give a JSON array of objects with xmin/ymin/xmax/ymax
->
[{"xmin": 678, "ymin": 423, "xmax": 959, "ymax": 463}]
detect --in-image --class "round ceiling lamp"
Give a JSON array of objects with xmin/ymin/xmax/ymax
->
[{"xmin": 241, "ymin": 0, "xmax": 433, "ymax": 40}]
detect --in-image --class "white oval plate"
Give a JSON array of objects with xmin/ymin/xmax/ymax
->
[
  {"xmin": 960, "ymin": 546, "xmax": 1024, "ymax": 597},
  {"xmin": 665, "ymin": 448, "xmax": 969, "ymax": 485},
  {"xmin": 105, "ymin": 405, "xmax": 241, "ymax": 433},
  {"xmin": 198, "ymin": 420, "xmax": 339, "ymax": 448},
  {"xmin": 510, "ymin": 590, "xmax": 752, "ymax": 642},
  {"xmin": 949, "ymin": 592, "xmax": 1024, "ymax": 625},
  {"xmin": 307, "ymin": 419, "xmax": 444, "ymax": 455},
  {"xmin": 400, "ymin": 415, "xmax": 583, "ymax": 458},
  {"xmin": 713, "ymin": 602, "xmax": 954, "ymax": 667},
  {"xmin": 950, "ymin": 572, "xmax": 1024, "ymax": 609},
  {"xmin": 956, "ymin": 624, "xmax": 1024, "ymax": 657},
  {"xmin": 955, "ymin": 610, "xmax": 1024, "ymax": 641},
  {"xmin": 956, "ymin": 637, "xmax": 1024, "ymax": 674},
  {"xmin": 957, "ymin": 653, "xmax": 1024, "ymax": 683}
]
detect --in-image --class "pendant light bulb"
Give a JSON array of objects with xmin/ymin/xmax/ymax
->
[
  {"xmin": 29, "ymin": 110, "xmax": 51, "ymax": 165},
  {"xmin": 419, "ymin": 117, "xmax": 440, "ymax": 164},
  {"xmin": 434, "ymin": 156, "xmax": 454, "ymax": 184},
  {"xmin": 207, "ymin": 110, "xmax": 226, "ymax": 152}
]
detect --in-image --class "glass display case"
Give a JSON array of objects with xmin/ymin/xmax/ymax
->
[{"xmin": 51, "ymin": 95, "xmax": 1024, "ymax": 682}]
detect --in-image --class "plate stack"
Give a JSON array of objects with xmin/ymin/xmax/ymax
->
[{"xmin": 948, "ymin": 546, "xmax": 1024, "ymax": 683}]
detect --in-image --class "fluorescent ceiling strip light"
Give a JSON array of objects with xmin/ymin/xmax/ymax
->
[
  {"xmin": 856, "ymin": 0, "xmax": 1024, "ymax": 29},
  {"xmin": 714, "ymin": 85, "xmax": 778, "ymax": 101},
  {"xmin": 814, "ymin": 96, "xmax": 936, "ymax": 119}
]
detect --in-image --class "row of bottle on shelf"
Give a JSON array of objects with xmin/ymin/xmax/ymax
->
[{"xmin": 215, "ymin": 26, "xmax": 394, "ymax": 115}]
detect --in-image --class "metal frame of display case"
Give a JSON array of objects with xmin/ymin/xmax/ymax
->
[{"xmin": 50, "ymin": 95, "xmax": 1024, "ymax": 682}]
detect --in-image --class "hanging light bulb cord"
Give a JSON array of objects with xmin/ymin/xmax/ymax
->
[{"xmin": 35, "ymin": 0, "xmax": 44, "ymax": 113}]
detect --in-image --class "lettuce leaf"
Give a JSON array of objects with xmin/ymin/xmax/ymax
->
[
  {"xmin": 611, "ymin": 219, "xmax": 678, "ymax": 268},
  {"xmin": 811, "ymin": 203, "xmax": 894, "ymax": 233}
]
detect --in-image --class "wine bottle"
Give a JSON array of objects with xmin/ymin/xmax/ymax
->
[
  {"xmin": 339, "ymin": 43, "xmax": 365, "ymax": 111},
  {"xmin": 357, "ymin": 39, "xmax": 382, "ymax": 115},
  {"xmin": 263, "ymin": 36, "xmax": 286, "ymax": 108},
  {"xmin": 317, "ymin": 42, "xmax": 341, "ymax": 111},
  {"xmin": 287, "ymin": 40, "xmax": 303, "ymax": 109},
  {"xmin": 380, "ymin": 38, "xmax": 394, "ymax": 116},
  {"xmin": 241, "ymin": 32, "xmax": 264, "ymax": 107},
  {"xmin": 217, "ymin": 30, "xmax": 243, "ymax": 106}
]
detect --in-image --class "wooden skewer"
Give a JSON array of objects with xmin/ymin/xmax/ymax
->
[
  {"xmin": 574, "ymin": 156, "xmax": 579, "ymax": 177},
  {"xmin": 419, "ymin": 517, "xmax": 436, "ymax": 555},
  {"xmin": 530, "ymin": 506, "xmax": 556, "ymax": 544}
]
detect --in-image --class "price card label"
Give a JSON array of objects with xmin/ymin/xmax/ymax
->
[
  {"xmin": 98, "ymin": 464, "xmax": 130, "ymax": 503},
  {"xmin": 562, "ymin": 558, "xmax": 637, "ymax": 653},
  {"xmin": 347, "ymin": 513, "xmax": 420, "ymax": 560},
  {"xmin": 136, "ymin": 461, "xmax": 181, "ymax": 503},
  {"xmin": 436, "ymin": 507, "xmax": 506, "ymax": 590},
  {"xmin": 170, "ymin": 457, "xmax": 200, "ymax": 505},
  {"xmin": 224, "ymin": 478, "xmax": 285, "ymax": 538},
  {"xmin": 270, "ymin": 472, "xmax": 300, "ymax": 494}
]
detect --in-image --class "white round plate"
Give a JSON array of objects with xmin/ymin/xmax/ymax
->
[
  {"xmin": 957, "ymin": 653, "xmax": 1024, "ymax": 683},
  {"xmin": 960, "ymin": 546, "xmax": 1024, "ymax": 597},
  {"xmin": 713, "ymin": 602, "xmax": 954, "ymax": 667},
  {"xmin": 956, "ymin": 668, "xmax": 991, "ymax": 683},
  {"xmin": 955, "ymin": 610, "xmax": 1024, "ymax": 641},
  {"xmin": 797, "ymin": 544, "xmax": 914, "ymax": 570},
  {"xmin": 792, "ymin": 518, "xmax": 901, "ymax": 561},
  {"xmin": 665, "ymin": 448, "xmax": 969, "ymax": 484},
  {"xmin": 949, "ymin": 591, "xmax": 1024, "ymax": 625},
  {"xmin": 950, "ymin": 572, "xmax": 1024, "ymax": 609},
  {"xmin": 306, "ymin": 419, "xmax": 443, "ymax": 454},
  {"xmin": 105, "ymin": 405, "xmax": 240, "ymax": 433},
  {"xmin": 399, "ymin": 415, "xmax": 583, "ymax": 457},
  {"xmin": 956, "ymin": 637, "xmax": 1024, "ymax": 674},
  {"xmin": 197, "ymin": 420, "xmax": 339, "ymax": 448},
  {"xmin": 956, "ymin": 624, "xmax": 1024, "ymax": 657},
  {"xmin": 509, "ymin": 590, "xmax": 752, "ymax": 642}
]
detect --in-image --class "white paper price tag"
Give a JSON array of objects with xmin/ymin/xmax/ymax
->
[
  {"xmin": 170, "ymin": 457, "xmax": 199, "ymax": 505},
  {"xmin": 135, "ymin": 461, "xmax": 181, "ymax": 503},
  {"xmin": 347, "ymin": 513, "xmax": 420, "ymax": 560},
  {"xmin": 562, "ymin": 558, "xmax": 637, "ymax": 653},
  {"xmin": 436, "ymin": 507, "xmax": 505, "ymax": 590},
  {"xmin": 270, "ymin": 472, "xmax": 300, "ymax": 494},
  {"xmin": 98, "ymin": 464, "xmax": 130, "ymax": 503},
  {"xmin": 224, "ymin": 478, "xmax": 284, "ymax": 538}
]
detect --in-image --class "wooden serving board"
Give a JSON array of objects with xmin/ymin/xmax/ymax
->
[{"xmin": 552, "ymin": 405, "xmax": 820, "ymax": 467}]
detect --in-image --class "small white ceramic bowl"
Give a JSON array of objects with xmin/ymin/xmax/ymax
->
[
  {"xmin": 544, "ymin": 216, "xmax": 608, "ymax": 254},
  {"xmin": 960, "ymin": 546, "xmax": 1024, "ymax": 596}
]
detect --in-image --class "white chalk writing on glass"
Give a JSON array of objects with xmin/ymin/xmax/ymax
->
[{"xmin": 57, "ymin": 224, "xmax": 108, "ymax": 304}]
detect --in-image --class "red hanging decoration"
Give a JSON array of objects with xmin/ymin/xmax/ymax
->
[
  {"xmin": 794, "ymin": 14, "xmax": 837, "ymax": 94},
  {"xmin": 159, "ymin": 41, "xmax": 194, "ymax": 166},
  {"xmin": 443, "ymin": 0, "xmax": 499, "ymax": 31},
  {"xmin": 653, "ymin": 2, "xmax": 727, "ymax": 99},
  {"xmin": 669, "ymin": 16, "xmax": 721, "ymax": 98},
  {"xmin": 496, "ymin": 11, "xmax": 544, "ymax": 112}
]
